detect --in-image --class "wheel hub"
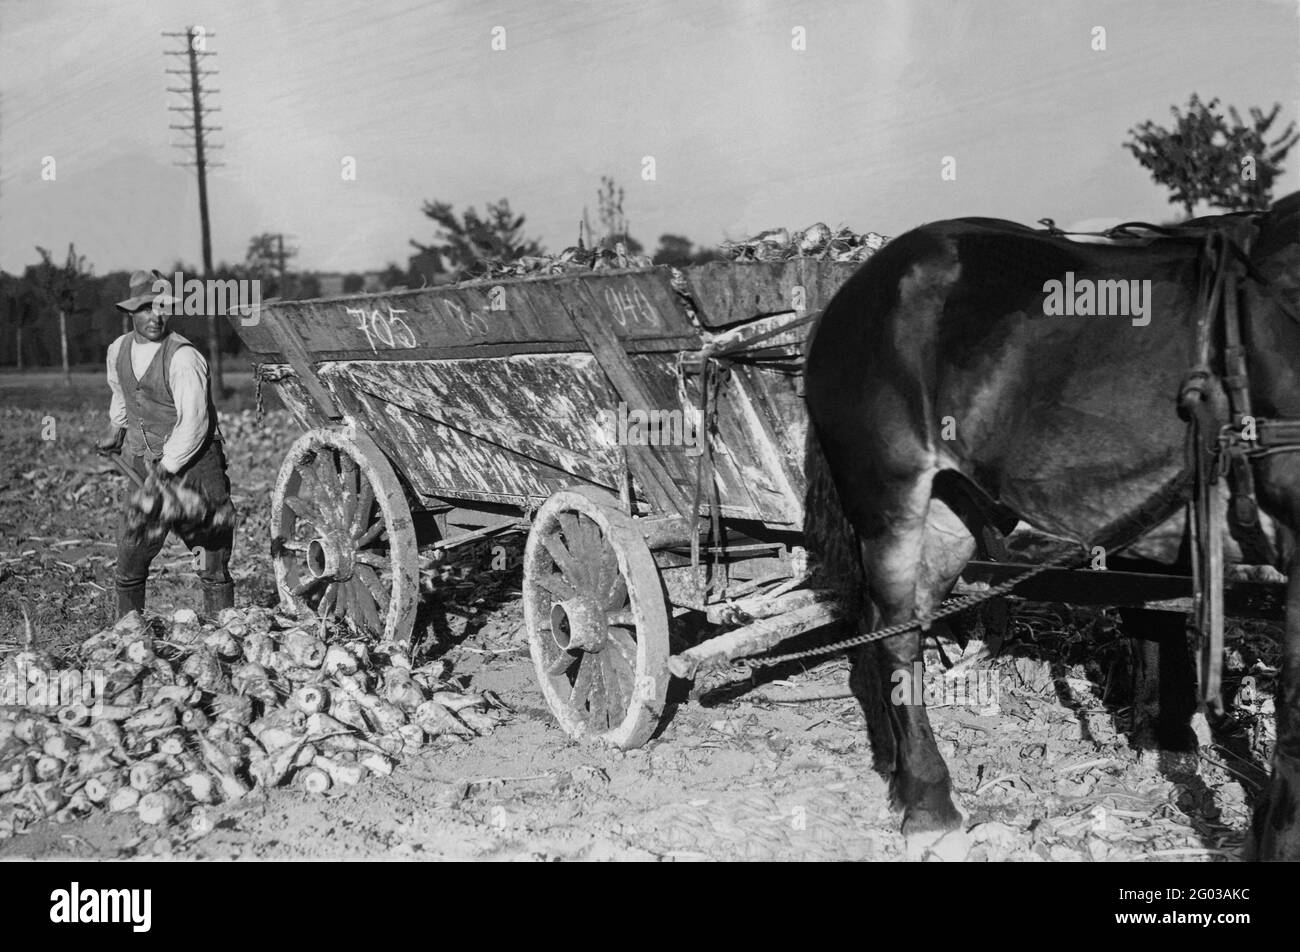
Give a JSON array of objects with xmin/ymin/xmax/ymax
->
[
  {"xmin": 549, "ymin": 599, "xmax": 607, "ymax": 653},
  {"xmin": 305, "ymin": 533, "xmax": 353, "ymax": 580}
]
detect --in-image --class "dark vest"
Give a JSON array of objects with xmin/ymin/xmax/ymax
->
[{"xmin": 115, "ymin": 332, "xmax": 219, "ymax": 462}]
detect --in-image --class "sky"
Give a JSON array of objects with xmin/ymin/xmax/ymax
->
[{"xmin": 1, "ymin": 0, "xmax": 1297, "ymax": 276}]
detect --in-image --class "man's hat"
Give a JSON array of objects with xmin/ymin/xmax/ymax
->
[{"xmin": 115, "ymin": 269, "xmax": 180, "ymax": 314}]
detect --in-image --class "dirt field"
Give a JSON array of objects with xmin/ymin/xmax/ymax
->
[{"xmin": 0, "ymin": 371, "xmax": 1281, "ymax": 861}]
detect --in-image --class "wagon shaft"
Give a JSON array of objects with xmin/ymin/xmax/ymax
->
[{"xmin": 668, "ymin": 596, "xmax": 849, "ymax": 680}]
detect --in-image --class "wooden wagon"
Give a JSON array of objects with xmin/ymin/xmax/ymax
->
[{"xmin": 232, "ymin": 260, "xmax": 1286, "ymax": 749}]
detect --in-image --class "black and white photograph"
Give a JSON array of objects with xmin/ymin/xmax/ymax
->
[{"xmin": 0, "ymin": 0, "xmax": 1297, "ymax": 895}]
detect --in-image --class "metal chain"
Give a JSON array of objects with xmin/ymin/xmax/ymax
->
[
  {"xmin": 254, "ymin": 363, "xmax": 266, "ymax": 424},
  {"xmin": 742, "ymin": 544, "xmax": 1091, "ymax": 668}
]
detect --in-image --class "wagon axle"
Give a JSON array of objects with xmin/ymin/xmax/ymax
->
[
  {"xmin": 305, "ymin": 534, "xmax": 351, "ymax": 582},
  {"xmin": 548, "ymin": 600, "xmax": 609, "ymax": 654}
]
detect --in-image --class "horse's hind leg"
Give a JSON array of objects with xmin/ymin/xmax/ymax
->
[{"xmin": 850, "ymin": 478, "xmax": 975, "ymax": 835}]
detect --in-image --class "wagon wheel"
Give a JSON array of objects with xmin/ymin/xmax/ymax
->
[
  {"xmin": 271, "ymin": 427, "xmax": 418, "ymax": 644},
  {"xmin": 524, "ymin": 486, "xmax": 670, "ymax": 750}
]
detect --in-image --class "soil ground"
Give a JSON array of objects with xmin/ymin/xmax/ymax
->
[{"xmin": 0, "ymin": 370, "xmax": 1281, "ymax": 861}]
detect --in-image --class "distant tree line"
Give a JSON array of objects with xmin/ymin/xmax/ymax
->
[
  {"xmin": 0, "ymin": 233, "xmax": 331, "ymax": 370},
  {"xmin": 0, "ymin": 173, "xmax": 729, "ymax": 369}
]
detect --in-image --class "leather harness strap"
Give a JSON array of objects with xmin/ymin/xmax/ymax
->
[
  {"xmin": 1175, "ymin": 220, "xmax": 1300, "ymax": 714},
  {"xmin": 1178, "ymin": 230, "xmax": 1228, "ymax": 715}
]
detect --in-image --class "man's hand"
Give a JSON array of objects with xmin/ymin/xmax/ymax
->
[{"xmin": 96, "ymin": 426, "xmax": 126, "ymax": 457}]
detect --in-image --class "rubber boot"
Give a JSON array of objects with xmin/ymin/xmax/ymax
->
[
  {"xmin": 116, "ymin": 584, "xmax": 146, "ymax": 621},
  {"xmin": 202, "ymin": 582, "xmax": 236, "ymax": 621}
]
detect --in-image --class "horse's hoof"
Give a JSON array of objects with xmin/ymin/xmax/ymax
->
[{"xmin": 900, "ymin": 798, "xmax": 963, "ymax": 836}]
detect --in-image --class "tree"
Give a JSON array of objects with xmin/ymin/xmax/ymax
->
[
  {"xmin": 406, "ymin": 247, "xmax": 446, "ymax": 287},
  {"xmin": 652, "ymin": 233, "xmax": 717, "ymax": 267},
  {"xmin": 1124, "ymin": 94, "xmax": 1298, "ymax": 216},
  {"xmin": 0, "ymin": 271, "xmax": 44, "ymax": 370},
  {"xmin": 99, "ymin": 271, "xmax": 133, "ymax": 339},
  {"xmin": 244, "ymin": 233, "xmax": 298, "ymax": 297},
  {"xmin": 378, "ymin": 263, "xmax": 411, "ymax": 291},
  {"xmin": 585, "ymin": 176, "xmax": 643, "ymax": 254},
  {"xmin": 31, "ymin": 244, "xmax": 96, "ymax": 385},
  {"xmin": 295, "ymin": 273, "xmax": 321, "ymax": 300},
  {"xmin": 410, "ymin": 199, "xmax": 542, "ymax": 279}
]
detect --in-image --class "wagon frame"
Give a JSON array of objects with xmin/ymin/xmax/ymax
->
[{"xmin": 234, "ymin": 260, "xmax": 1286, "ymax": 749}]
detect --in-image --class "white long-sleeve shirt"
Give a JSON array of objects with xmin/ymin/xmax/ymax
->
[{"xmin": 106, "ymin": 335, "xmax": 211, "ymax": 473}]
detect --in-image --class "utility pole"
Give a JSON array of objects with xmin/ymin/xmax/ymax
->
[
  {"xmin": 163, "ymin": 26, "xmax": 225, "ymax": 395},
  {"xmin": 277, "ymin": 233, "xmax": 287, "ymax": 296},
  {"xmin": 266, "ymin": 233, "xmax": 297, "ymax": 298}
]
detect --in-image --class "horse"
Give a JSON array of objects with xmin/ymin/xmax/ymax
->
[{"xmin": 803, "ymin": 191, "xmax": 1300, "ymax": 859}]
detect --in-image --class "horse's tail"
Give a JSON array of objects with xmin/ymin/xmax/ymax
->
[{"xmin": 802, "ymin": 425, "xmax": 865, "ymax": 614}]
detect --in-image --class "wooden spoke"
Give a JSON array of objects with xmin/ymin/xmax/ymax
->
[
  {"xmin": 356, "ymin": 563, "xmax": 390, "ymax": 615},
  {"xmin": 319, "ymin": 582, "xmax": 338, "ymax": 619},
  {"xmin": 353, "ymin": 550, "xmax": 388, "ymax": 568},
  {"xmin": 280, "ymin": 540, "xmax": 307, "ymax": 554},
  {"xmin": 297, "ymin": 462, "xmax": 340, "ymax": 528},
  {"xmin": 292, "ymin": 575, "xmax": 325, "ymax": 598},
  {"xmin": 606, "ymin": 608, "xmax": 635, "ymax": 627},
  {"xmin": 605, "ymin": 632, "xmax": 638, "ymax": 707},
  {"xmin": 327, "ymin": 455, "xmax": 354, "ymax": 527},
  {"xmin": 603, "ymin": 573, "xmax": 628, "ymax": 611},
  {"xmin": 350, "ymin": 578, "xmax": 382, "ymax": 634},
  {"xmin": 336, "ymin": 574, "xmax": 353, "ymax": 622},
  {"xmin": 540, "ymin": 529, "xmax": 582, "ymax": 586},
  {"xmin": 607, "ymin": 627, "xmax": 638, "ymax": 670},
  {"xmin": 556, "ymin": 511, "xmax": 582, "ymax": 549},
  {"xmin": 579, "ymin": 516, "xmax": 619, "ymax": 603},
  {"xmin": 586, "ymin": 654, "xmax": 610, "ymax": 727},
  {"xmin": 350, "ymin": 480, "xmax": 375, "ymax": 539},
  {"xmin": 600, "ymin": 653, "xmax": 629, "ymax": 727},
  {"xmin": 284, "ymin": 494, "xmax": 326, "ymax": 529},
  {"xmin": 340, "ymin": 455, "xmax": 359, "ymax": 528},
  {"xmin": 351, "ymin": 546, "xmax": 384, "ymax": 569},
  {"xmin": 355, "ymin": 519, "xmax": 386, "ymax": 548},
  {"xmin": 556, "ymin": 512, "xmax": 598, "ymax": 591},
  {"xmin": 546, "ymin": 649, "xmax": 577, "ymax": 677},
  {"xmin": 568, "ymin": 653, "xmax": 595, "ymax": 710},
  {"xmin": 534, "ymin": 571, "xmax": 578, "ymax": 602},
  {"xmin": 294, "ymin": 462, "xmax": 322, "ymax": 496},
  {"xmin": 313, "ymin": 450, "xmax": 336, "ymax": 497}
]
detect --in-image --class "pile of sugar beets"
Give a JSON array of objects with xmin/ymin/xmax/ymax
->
[
  {"xmin": 717, "ymin": 223, "xmax": 889, "ymax": 263},
  {"xmin": 474, "ymin": 223, "xmax": 890, "ymax": 278},
  {"xmin": 0, "ymin": 606, "xmax": 510, "ymax": 839}
]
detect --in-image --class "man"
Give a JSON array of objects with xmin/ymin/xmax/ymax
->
[{"xmin": 96, "ymin": 269, "xmax": 236, "ymax": 620}]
